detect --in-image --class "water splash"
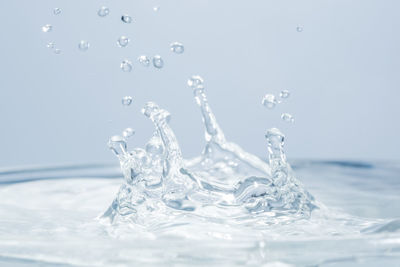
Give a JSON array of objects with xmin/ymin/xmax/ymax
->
[{"xmin": 103, "ymin": 77, "xmax": 316, "ymax": 226}]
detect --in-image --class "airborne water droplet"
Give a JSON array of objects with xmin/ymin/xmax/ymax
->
[
  {"xmin": 122, "ymin": 96, "xmax": 133, "ymax": 106},
  {"xmin": 123, "ymin": 128, "xmax": 135, "ymax": 138},
  {"xmin": 138, "ymin": 55, "xmax": 150, "ymax": 67},
  {"xmin": 121, "ymin": 15, "xmax": 133, "ymax": 23},
  {"xmin": 262, "ymin": 94, "xmax": 277, "ymax": 109},
  {"xmin": 42, "ymin": 24, "xmax": 52, "ymax": 33},
  {"xmin": 280, "ymin": 90, "xmax": 290, "ymax": 99},
  {"xmin": 98, "ymin": 6, "xmax": 110, "ymax": 17},
  {"xmin": 54, "ymin": 48, "xmax": 61, "ymax": 54},
  {"xmin": 120, "ymin": 60, "xmax": 133, "ymax": 72},
  {"xmin": 46, "ymin": 42, "xmax": 55, "ymax": 49},
  {"xmin": 78, "ymin": 40, "xmax": 90, "ymax": 51},
  {"xmin": 281, "ymin": 113, "xmax": 295, "ymax": 123},
  {"xmin": 152, "ymin": 55, "xmax": 164, "ymax": 69},
  {"xmin": 187, "ymin": 75, "xmax": 204, "ymax": 88},
  {"xmin": 117, "ymin": 36, "xmax": 130, "ymax": 47},
  {"xmin": 153, "ymin": 6, "xmax": 160, "ymax": 12},
  {"xmin": 53, "ymin": 8, "xmax": 61, "ymax": 15},
  {"xmin": 296, "ymin": 26, "xmax": 303, "ymax": 32},
  {"xmin": 170, "ymin": 42, "xmax": 184, "ymax": 54}
]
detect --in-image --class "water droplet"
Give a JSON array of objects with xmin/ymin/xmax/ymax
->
[
  {"xmin": 152, "ymin": 55, "xmax": 164, "ymax": 69},
  {"xmin": 98, "ymin": 6, "xmax": 110, "ymax": 17},
  {"xmin": 54, "ymin": 48, "xmax": 61, "ymax": 54},
  {"xmin": 53, "ymin": 8, "xmax": 61, "ymax": 15},
  {"xmin": 117, "ymin": 36, "xmax": 130, "ymax": 47},
  {"xmin": 46, "ymin": 42, "xmax": 55, "ymax": 49},
  {"xmin": 296, "ymin": 26, "xmax": 303, "ymax": 32},
  {"xmin": 122, "ymin": 96, "xmax": 133, "ymax": 106},
  {"xmin": 42, "ymin": 24, "xmax": 52, "ymax": 33},
  {"xmin": 108, "ymin": 135, "xmax": 127, "ymax": 156},
  {"xmin": 187, "ymin": 75, "xmax": 204, "ymax": 88},
  {"xmin": 142, "ymin": 102, "xmax": 160, "ymax": 118},
  {"xmin": 120, "ymin": 60, "xmax": 133, "ymax": 72},
  {"xmin": 280, "ymin": 90, "xmax": 290, "ymax": 99},
  {"xmin": 262, "ymin": 94, "xmax": 277, "ymax": 109},
  {"xmin": 123, "ymin": 128, "xmax": 135, "ymax": 138},
  {"xmin": 153, "ymin": 6, "xmax": 160, "ymax": 12},
  {"xmin": 281, "ymin": 113, "xmax": 294, "ymax": 123},
  {"xmin": 78, "ymin": 40, "xmax": 90, "ymax": 51},
  {"xmin": 170, "ymin": 42, "xmax": 184, "ymax": 54},
  {"xmin": 138, "ymin": 55, "xmax": 150, "ymax": 67},
  {"xmin": 121, "ymin": 15, "xmax": 133, "ymax": 23}
]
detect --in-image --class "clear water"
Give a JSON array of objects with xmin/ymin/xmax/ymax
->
[
  {"xmin": 2, "ymin": 81, "xmax": 397, "ymax": 266},
  {"xmin": 0, "ymin": 161, "xmax": 399, "ymax": 266},
  {"xmin": 19, "ymin": 4, "xmax": 400, "ymax": 266}
]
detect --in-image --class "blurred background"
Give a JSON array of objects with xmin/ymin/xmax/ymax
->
[{"xmin": 0, "ymin": 0, "xmax": 399, "ymax": 167}]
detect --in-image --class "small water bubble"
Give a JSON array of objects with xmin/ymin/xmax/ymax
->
[
  {"xmin": 152, "ymin": 55, "xmax": 164, "ymax": 69},
  {"xmin": 123, "ymin": 128, "xmax": 135, "ymax": 138},
  {"xmin": 281, "ymin": 113, "xmax": 295, "ymax": 123},
  {"xmin": 280, "ymin": 90, "xmax": 290, "ymax": 99},
  {"xmin": 98, "ymin": 6, "xmax": 110, "ymax": 17},
  {"xmin": 42, "ymin": 24, "xmax": 52, "ymax": 33},
  {"xmin": 54, "ymin": 48, "xmax": 61, "ymax": 54},
  {"xmin": 122, "ymin": 96, "xmax": 133, "ymax": 106},
  {"xmin": 170, "ymin": 42, "xmax": 184, "ymax": 54},
  {"xmin": 153, "ymin": 6, "xmax": 160, "ymax": 12},
  {"xmin": 117, "ymin": 36, "xmax": 130, "ymax": 47},
  {"xmin": 296, "ymin": 26, "xmax": 303, "ymax": 32},
  {"xmin": 262, "ymin": 94, "xmax": 277, "ymax": 109},
  {"xmin": 121, "ymin": 15, "xmax": 133, "ymax": 23},
  {"xmin": 78, "ymin": 40, "xmax": 90, "ymax": 51},
  {"xmin": 120, "ymin": 60, "xmax": 133, "ymax": 72},
  {"xmin": 138, "ymin": 55, "xmax": 150, "ymax": 67},
  {"xmin": 108, "ymin": 135, "xmax": 127, "ymax": 156},
  {"xmin": 187, "ymin": 75, "xmax": 204, "ymax": 88},
  {"xmin": 46, "ymin": 42, "xmax": 55, "ymax": 49},
  {"xmin": 53, "ymin": 8, "xmax": 61, "ymax": 15}
]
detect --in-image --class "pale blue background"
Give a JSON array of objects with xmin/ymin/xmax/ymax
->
[{"xmin": 0, "ymin": 0, "xmax": 399, "ymax": 167}]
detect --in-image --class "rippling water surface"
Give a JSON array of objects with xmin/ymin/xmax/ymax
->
[{"xmin": 0, "ymin": 161, "xmax": 399, "ymax": 267}]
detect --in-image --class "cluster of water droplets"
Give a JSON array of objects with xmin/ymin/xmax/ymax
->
[
  {"xmin": 104, "ymin": 76, "xmax": 316, "ymax": 227},
  {"xmin": 262, "ymin": 89, "xmax": 295, "ymax": 123},
  {"xmin": 41, "ymin": 5, "xmax": 182, "ymax": 70}
]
